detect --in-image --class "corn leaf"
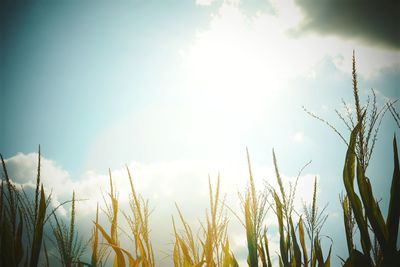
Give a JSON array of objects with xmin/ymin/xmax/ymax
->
[
  {"xmin": 290, "ymin": 218, "xmax": 301, "ymax": 267},
  {"xmin": 15, "ymin": 209, "xmax": 24, "ymax": 265},
  {"xmin": 298, "ymin": 217, "xmax": 308, "ymax": 267},
  {"xmin": 356, "ymin": 160, "xmax": 388, "ymax": 252},
  {"xmin": 245, "ymin": 192, "xmax": 258, "ymax": 267},
  {"xmin": 342, "ymin": 122, "xmax": 371, "ymax": 257},
  {"xmin": 323, "ymin": 245, "xmax": 331, "ymax": 267},
  {"xmin": 263, "ymin": 231, "xmax": 272, "ymax": 267},
  {"xmin": 91, "ymin": 204, "xmax": 99, "ymax": 266},
  {"xmin": 177, "ymin": 235, "xmax": 194, "ymax": 266},
  {"xmin": 343, "ymin": 249, "xmax": 371, "ymax": 267},
  {"xmin": 95, "ymin": 222, "xmax": 126, "ymax": 267},
  {"xmin": 222, "ymin": 239, "xmax": 238, "ymax": 267},
  {"xmin": 1, "ymin": 218, "xmax": 16, "ymax": 266},
  {"xmin": 30, "ymin": 185, "xmax": 46, "ymax": 267},
  {"xmin": 314, "ymin": 238, "xmax": 324, "ymax": 266},
  {"xmin": 341, "ymin": 195, "xmax": 353, "ymax": 255},
  {"xmin": 387, "ymin": 136, "xmax": 400, "ymax": 249},
  {"xmin": 258, "ymin": 242, "xmax": 267, "ymax": 267},
  {"xmin": 274, "ymin": 191, "xmax": 289, "ymax": 267}
]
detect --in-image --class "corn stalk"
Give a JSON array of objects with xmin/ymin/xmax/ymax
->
[{"xmin": 342, "ymin": 123, "xmax": 400, "ymax": 266}]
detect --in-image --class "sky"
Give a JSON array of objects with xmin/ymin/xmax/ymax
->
[{"xmin": 1, "ymin": 0, "xmax": 399, "ymax": 266}]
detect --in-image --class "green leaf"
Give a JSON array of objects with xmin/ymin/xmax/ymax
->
[
  {"xmin": 263, "ymin": 231, "xmax": 272, "ymax": 267},
  {"xmin": 298, "ymin": 217, "xmax": 308, "ymax": 267},
  {"xmin": 314, "ymin": 238, "xmax": 323, "ymax": 266},
  {"xmin": 289, "ymin": 218, "xmax": 301, "ymax": 267},
  {"xmin": 30, "ymin": 185, "xmax": 46, "ymax": 267},
  {"xmin": 274, "ymin": 191, "xmax": 288, "ymax": 267},
  {"xmin": 91, "ymin": 204, "xmax": 99, "ymax": 266},
  {"xmin": 343, "ymin": 250, "xmax": 371, "ymax": 267},
  {"xmin": 95, "ymin": 222, "xmax": 126, "ymax": 267},
  {"xmin": 245, "ymin": 192, "xmax": 258, "ymax": 267},
  {"xmin": 323, "ymin": 244, "xmax": 331, "ymax": 267},
  {"xmin": 258, "ymin": 242, "xmax": 267, "ymax": 267},
  {"xmin": 15, "ymin": 209, "xmax": 24, "ymax": 265},
  {"xmin": 341, "ymin": 195, "xmax": 354, "ymax": 255},
  {"xmin": 387, "ymin": 136, "xmax": 400, "ymax": 249},
  {"xmin": 342, "ymin": 122, "xmax": 371, "ymax": 257},
  {"xmin": 356, "ymin": 160, "xmax": 388, "ymax": 252},
  {"xmin": 222, "ymin": 239, "xmax": 238, "ymax": 267},
  {"xmin": 1, "ymin": 217, "xmax": 16, "ymax": 266}
]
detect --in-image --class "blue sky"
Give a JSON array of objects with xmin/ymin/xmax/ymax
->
[
  {"xmin": 1, "ymin": 0, "xmax": 399, "ymax": 266},
  {"xmin": 1, "ymin": 0, "xmax": 214, "ymax": 173}
]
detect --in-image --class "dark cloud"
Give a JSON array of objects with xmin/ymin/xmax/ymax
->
[{"xmin": 294, "ymin": 0, "xmax": 400, "ymax": 49}]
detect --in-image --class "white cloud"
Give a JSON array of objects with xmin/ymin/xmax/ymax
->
[
  {"xmin": 4, "ymin": 153, "xmax": 74, "ymax": 216},
  {"xmin": 195, "ymin": 0, "xmax": 216, "ymax": 6}
]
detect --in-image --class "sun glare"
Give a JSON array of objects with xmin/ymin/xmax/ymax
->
[{"xmin": 180, "ymin": 5, "xmax": 287, "ymax": 134}]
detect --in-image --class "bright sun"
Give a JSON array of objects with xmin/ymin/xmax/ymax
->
[{"xmin": 179, "ymin": 3, "xmax": 299, "ymax": 131}]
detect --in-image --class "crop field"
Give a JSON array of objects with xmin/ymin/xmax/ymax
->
[
  {"xmin": 1, "ymin": 55, "xmax": 399, "ymax": 267},
  {"xmin": 1, "ymin": 0, "xmax": 399, "ymax": 266}
]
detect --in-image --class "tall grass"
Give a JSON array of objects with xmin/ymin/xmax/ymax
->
[
  {"xmin": 302, "ymin": 177, "xmax": 328, "ymax": 265},
  {"xmin": 124, "ymin": 167, "xmax": 154, "ymax": 266},
  {"xmin": 51, "ymin": 191, "xmax": 86, "ymax": 267},
  {"xmin": 172, "ymin": 175, "xmax": 238, "ymax": 267},
  {"xmin": 239, "ymin": 149, "xmax": 268, "ymax": 267},
  {"xmin": 269, "ymin": 151, "xmax": 330, "ymax": 267},
  {"xmin": 1, "ymin": 148, "xmax": 54, "ymax": 266},
  {"xmin": 88, "ymin": 203, "xmax": 110, "ymax": 267},
  {"xmin": 92, "ymin": 167, "xmax": 155, "ymax": 267}
]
